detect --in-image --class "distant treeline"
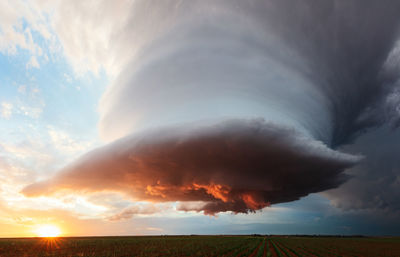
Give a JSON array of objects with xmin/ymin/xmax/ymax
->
[
  {"xmin": 249, "ymin": 234, "xmax": 367, "ymax": 238},
  {"xmin": 185, "ymin": 234, "xmax": 368, "ymax": 238}
]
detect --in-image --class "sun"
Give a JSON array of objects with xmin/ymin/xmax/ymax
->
[{"xmin": 35, "ymin": 225, "xmax": 61, "ymax": 237}]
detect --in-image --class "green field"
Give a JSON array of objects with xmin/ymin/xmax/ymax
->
[{"xmin": 0, "ymin": 235, "xmax": 399, "ymax": 257}]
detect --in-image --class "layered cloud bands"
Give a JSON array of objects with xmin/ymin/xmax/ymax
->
[
  {"xmin": 23, "ymin": 120, "xmax": 359, "ymax": 214},
  {"xmin": 23, "ymin": 0, "xmax": 400, "ymax": 214}
]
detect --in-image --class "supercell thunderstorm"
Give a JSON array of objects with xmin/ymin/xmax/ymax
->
[{"xmin": 24, "ymin": 0, "xmax": 400, "ymax": 215}]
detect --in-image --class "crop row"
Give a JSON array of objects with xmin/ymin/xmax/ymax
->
[
  {"xmin": 0, "ymin": 236, "xmax": 399, "ymax": 257},
  {"xmin": 270, "ymin": 236, "xmax": 400, "ymax": 257}
]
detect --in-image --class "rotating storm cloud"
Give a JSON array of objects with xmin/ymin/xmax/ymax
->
[{"xmin": 23, "ymin": 0, "xmax": 400, "ymax": 215}]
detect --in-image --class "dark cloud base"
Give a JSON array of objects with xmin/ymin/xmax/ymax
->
[
  {"xmin": 23, "ymin": 119, "xmax": 359, "ymax": 214},
  {"xmin": 326, "ymin": 126, "xmax": 400, "ymax": 214}
]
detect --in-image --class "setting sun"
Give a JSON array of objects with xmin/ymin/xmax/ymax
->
[{"xmin": 35, "ymin": 225, "xmax": 61, "ymax": 238}]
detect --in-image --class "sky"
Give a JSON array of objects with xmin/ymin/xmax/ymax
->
[{"xmin": 0, "ymin": 0, "xmax": 400, "ymax": 237}]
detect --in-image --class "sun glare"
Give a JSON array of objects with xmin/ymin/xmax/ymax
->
[{"xmin": 35, "ymin": 225, "xmax": 61, "ymax": 237}]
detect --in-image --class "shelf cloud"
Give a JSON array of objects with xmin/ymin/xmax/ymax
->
[{"xmin": 23, "ymin": 119, "xmax": 359, "ymax": 214}]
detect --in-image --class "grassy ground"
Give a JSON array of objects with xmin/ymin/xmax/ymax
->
[{"xmin": 0, "ymin": 235, "xmax": 398, "ymax": 257}]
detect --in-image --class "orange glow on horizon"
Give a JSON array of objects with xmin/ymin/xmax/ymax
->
[{"xmin": 35, "ymin": 225, "xmax": 61, "ymax": 238}]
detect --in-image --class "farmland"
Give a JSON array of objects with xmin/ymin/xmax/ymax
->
[{"xmin": 0, "ymin": 235, "xmax": 399, "ymax": 257}]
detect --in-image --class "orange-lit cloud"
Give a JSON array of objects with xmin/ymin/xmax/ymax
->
[{"xmin": 23, "ymin": 119, "xmax": 359, "ymax": 215}]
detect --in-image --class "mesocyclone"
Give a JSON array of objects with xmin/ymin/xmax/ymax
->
[{"xmin": 23, "ymin": 0, "xmax": 400, "ymax": 214}]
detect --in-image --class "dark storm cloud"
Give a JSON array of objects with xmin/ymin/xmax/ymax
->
[
  {"xmin": 326, "ymin": 126, "xmax": 400, "ymax": 215},
  {"xmin": 22, "ymin": 119, "xmax": 359, "ymax": 214},
  {"xmin": 24, "ymin": 0, "xmax": 400, "ymax": 215},
  {"xmin": 99, "ymin": 0, "xmax": 400, "ymax": 145}
]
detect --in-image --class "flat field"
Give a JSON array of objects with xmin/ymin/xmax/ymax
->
[{"xmin": 0, "ymin": 235, "xmax": 398, "ymax": 257}]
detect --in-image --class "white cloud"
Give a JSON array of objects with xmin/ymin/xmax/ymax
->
[
  {"xmin": 0, "ymin": 0, "xmax": 51, "ymax": 56},
  {"xmin": 1, "ymin": 0, "xmax": 132, "ymax": 76},
  {"xmin": 1, "ymin": 102, "xmax": 13, "ymax": 119},
  {"xmin": 50, "ymin": 0, "xmax": 134, "ymax": 76},
  {"xmin": 26, "ymin": 56, "xmax": 40, "ymax": 69},
  {"xmin": 47, "ymin": 126, "xmax": 94, "ymax": 155}
]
